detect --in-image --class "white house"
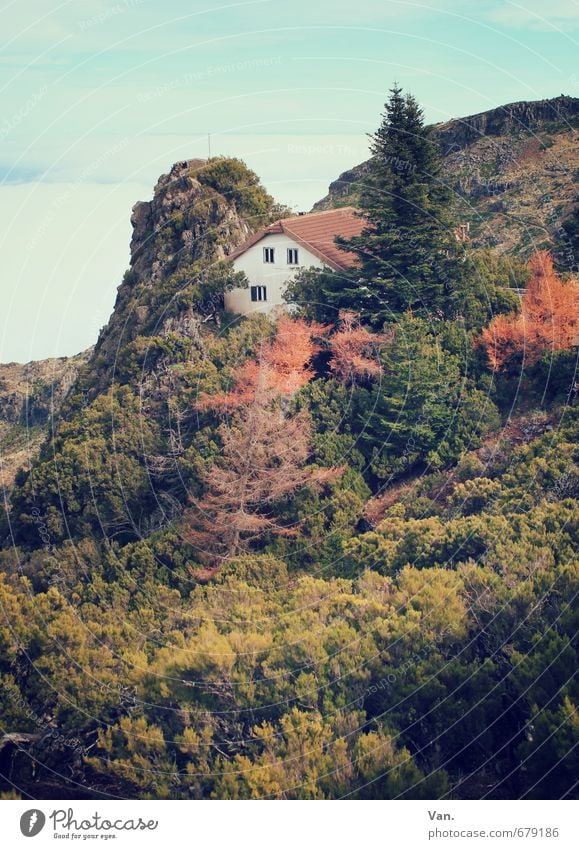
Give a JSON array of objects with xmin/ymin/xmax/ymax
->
[{"xmin": 225, "ymin": 207, "xmax": 364, "ymax": 316}]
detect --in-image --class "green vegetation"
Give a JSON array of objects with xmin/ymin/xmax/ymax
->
[
  {"xmin": 0, "ymin": 90, "xmax": 577, "ymax": 801},
  {"xmin": 287, "ymin": 87, "xmax": 523, "ymax": 332},
  {"xmin": 192, "ymin": 157, "xmax": 288, "ymax": 227}
]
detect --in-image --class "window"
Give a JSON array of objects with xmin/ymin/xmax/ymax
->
[
  {"xmin": 250, "ymin": 285, "xmax": 267, "ymax": 302},
  {"xmin": 263, "ymin": 247, "xmax": 275, "ymax": 263},
  {"xmin": 287, "ymin": 248, "xmax": 299, "ymax": 265}
]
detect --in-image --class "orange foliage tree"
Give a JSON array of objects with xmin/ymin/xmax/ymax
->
[
  {"xmin": 327, "ymin": 311, "xmax": 388, "ymax": 384},
  {"xmin": 184, "ymin": 402, "xmax": 338, "ymax": 566},
  {"xmin": 196, "ymin": 315, "xmax": 325, "ymax": 411},
  {"xmin": 481, "ymin": 250, "xmax": 578, "ymax": 370},
  {"xmin": 263, "ymin": 314, "xmax": 326, "ymax": 394},
  {"xmin": 185, "ymin": 316, "xmax": 340, "ymax": 569}
]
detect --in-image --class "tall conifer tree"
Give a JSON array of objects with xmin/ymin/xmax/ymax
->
[{"xmin": 330, "ymin": 85, "xmax": 463, "ymax": 326}]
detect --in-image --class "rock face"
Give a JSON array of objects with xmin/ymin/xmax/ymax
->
[
  {"xmin": 433, "ymin": 94, "xmax": 578, "ymax": 151},
  {"xmin": 90, "ymin": 158, "xmax": 276, "ymax": 379},
  {"xmin": 314, "ymin": 95, "xmax": 579, "ymax": 265},
  {"xmin": 1, "ymin": 158, "xmax": 255, "ymax": 486},
  {"xmin": 129, "ymin": 159, "xmax": 253, "ymax": 285},
  {"xmin": 0, "ymin": 351, "xmax": 90, "ymax": 489}
]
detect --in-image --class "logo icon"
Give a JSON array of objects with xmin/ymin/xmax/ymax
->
[{"xmin": 20, "ymin": 810, "xmax": 46, "ymax": 837}]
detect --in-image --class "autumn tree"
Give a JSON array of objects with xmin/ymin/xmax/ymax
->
[
  {"xmin": 481, "ymin": 250, "xmax": 579, "ymax": 370},
  {"xmin": 184, "ymin": 402, "xmax": 337, "ymax": 566},
  {"xmin": 185, "ymin": 316, "xmax": 339, "ymax": 567},
  {"xmin": 196, "ymin": 315, "xmax": 325, "ymax": 411},
  {"xmin": 328, "ymin": 311, "xmax": 388, "ymax": 384}
]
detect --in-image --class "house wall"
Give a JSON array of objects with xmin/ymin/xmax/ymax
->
[{"xmin": 225, "ymin": 233, "xmax": 325, "ymax": 316}]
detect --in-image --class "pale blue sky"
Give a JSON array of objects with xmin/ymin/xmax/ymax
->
[{"xmin": 1, "ymin": 0, "xmax": 578, "ymax": 361}]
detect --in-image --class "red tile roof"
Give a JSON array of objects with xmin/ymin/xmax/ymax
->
[{"xmin": 230, "ymin": 207, "xmax": 364, "ymax": 271}]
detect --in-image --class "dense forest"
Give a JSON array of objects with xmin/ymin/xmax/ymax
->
[{"xmin": 0, "ymin": 87, "xmax": 577, "ymax": 800}]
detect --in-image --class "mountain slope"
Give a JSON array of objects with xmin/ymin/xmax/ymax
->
[
  {"xmin": 2, "ymin": 158, "xmax": 281, "ymax": 547},
  {"xmin": 314, "ymin": 95, "xmax": 579, "ymax": 266},
  {"xmin": 0, "ymin": 131, "xmax": 577, "ymax": 802},
  {"xmin": 0, "ymin": 352, "xmax": 90, "ymax": 490}
]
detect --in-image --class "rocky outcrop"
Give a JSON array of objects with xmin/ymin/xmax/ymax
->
[
  {"xmin": 128, "ymin": 159, "xmax": 254, "ymax": 286},
  {"xmin": 433, "ymin": 94, "xmax": 578, "ymax": 152},
  {"xmin": 90, "ymin": 158, "xmax": 277, "ymax": 379}
]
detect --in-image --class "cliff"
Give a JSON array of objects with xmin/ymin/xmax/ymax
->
[
  {"xmin": 90, "ymin": 157, "xmax": 282, "ymax": 383},
  {"xmin": 1, "ymin": 158, "xmax": 278, "ymax": 495},
  {"xmin": 433, "ymin": 94, "xmax": 578, "ymax": 150}
]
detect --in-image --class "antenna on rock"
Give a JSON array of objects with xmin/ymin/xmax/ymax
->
[{"xmin": 208, "ymin": 133, "xmax": 211, "ymax": 160}]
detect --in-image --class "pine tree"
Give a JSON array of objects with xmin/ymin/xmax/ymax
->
[{"xmin": 335, "ymin": 84, "xmax": 462, "ymax": 326}]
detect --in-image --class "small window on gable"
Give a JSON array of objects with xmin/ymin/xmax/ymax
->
[
  {"xmin": 250, "ymin": 285, "xmax": 267, "ymax": 302},
  {"xmin": 263, "ymin": 247, "xmax": 275, "ymax": 263},
  {"xmin": 287, "ymin": 248, "xmax": 299, "ymax": 265}
]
